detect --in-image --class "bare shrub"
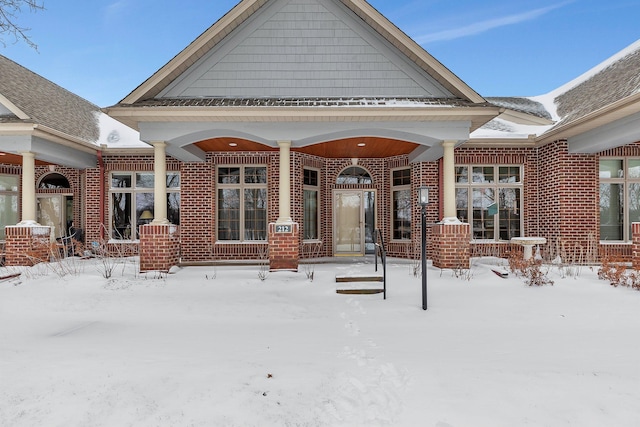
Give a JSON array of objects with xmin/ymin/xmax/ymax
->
[
  {"xmin": 302, "ymin": 240, "xmax": 323, "ymax": 281},
  {"xmin": 257, "ymin": 244, "xmax": 269, "ymax": 281},
  {"xmin": 508, "ymin": 252, "xmax": 554, "ymax": 286},
  {"xmin": 598, "ymin": 255, "xmax": 630, "ymax": 287},
  {"xmin": 92, "ymin": 224, "xmax": 129, "ymax": 279}
]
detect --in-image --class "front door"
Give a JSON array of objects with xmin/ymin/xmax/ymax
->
[
  {"xmin": 37, "ymin": 195, "xmax": 73, "ymax": 239},
  {"xmin": 333, "ymin": 190, "xmax": 376, "ymax": 255}
]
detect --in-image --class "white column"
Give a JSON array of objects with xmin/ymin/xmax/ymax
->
[
  {"xmin": 18, "ymin": 151, "xmax": 38, "ymax": 225},
  {"xmin": 442, "ymin": 140, "xmax": 459, "ymax": 223},
  {"xmin": 277, "ymin": 140, "xmax": 292, "ymax": 223},
  {"xmin": 151, "ymin": 141, "xmax": 169, "ymax": 225}
]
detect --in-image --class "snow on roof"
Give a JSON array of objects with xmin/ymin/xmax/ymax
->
[
  {"xmin": 473, "ymin": 39, "xmax": 640, "ymax": 140},
  {"xmin": 96, "ymin": 112, "xmax": 149, "ymax": 149}
]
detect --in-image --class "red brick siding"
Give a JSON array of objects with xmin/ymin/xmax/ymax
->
[
  {"xmin": 139, "ymin": 224, "xmax": 180, "ymax": 272},
  {"xmin": 5, "ymin": 226, "xmax": 51, "ymax": 266},
  {"xmin": 269, "ymin": 222, "xmax": 299, "ymax": 271},
  {"xmin": 431, "ymin": 223, "xmax": 471, "ymax": 269}
]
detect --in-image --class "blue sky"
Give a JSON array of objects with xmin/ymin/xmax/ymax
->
[{"xmin": 1, "ymin": 0, "xmax": 639, "ymax": 106}]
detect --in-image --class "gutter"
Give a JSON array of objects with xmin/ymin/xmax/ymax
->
[{"xmin": 98, "ymin": 148, "xmax": 105, "ymax": 239}]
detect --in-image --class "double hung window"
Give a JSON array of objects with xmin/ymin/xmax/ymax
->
[
  {"xmin": 455, "ymin": 165, "xmax": 522, "ymax": 240},
  {"xmin": 217, "ymin": 166, "xmax": 267, "ymax": 241}
]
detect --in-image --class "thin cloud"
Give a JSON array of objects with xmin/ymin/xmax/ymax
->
[
  {"xmin": 103, "ymin": 1, "xmax": 130, "ymax": 25},
  {"xmin": 415, "ymin": 2, "xmax": 571, "ymax": 44}
]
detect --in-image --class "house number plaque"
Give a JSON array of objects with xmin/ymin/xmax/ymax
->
[{"xmin": 275, "ymin": 224, "xmax": 292, "ymax": 233}]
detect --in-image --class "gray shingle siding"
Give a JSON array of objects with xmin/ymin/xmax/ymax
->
[{"xmin": 160, "ymin": 0, "xmax": 452, "ymax": 99}]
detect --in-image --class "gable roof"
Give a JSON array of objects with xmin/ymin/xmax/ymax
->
[
  {"xmin": 119, "ymin": 0, "xmax": 485, "ymax": 105},
  {"xmin": 0, "ymin": 54, "xmax": 100, "ymax": 144}
]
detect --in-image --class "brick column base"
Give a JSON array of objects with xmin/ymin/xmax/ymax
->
[
  {"xmin": 431, "ymin": 222, "xmax": 471, "ymax": 269},
  {"xmin": 5, "ymin": 225, "xmax": 51, "ymax": 266},
  {"xmin": 632, "ymin": 222, "xmax": 640, "ymax": 269},
  {"xmin": 269, "ymin": 222, "xmax": 299, "ymax": 271},
  {"xmin": 139, "ymin": 224, "xmax": 180, "ymax": 272}
]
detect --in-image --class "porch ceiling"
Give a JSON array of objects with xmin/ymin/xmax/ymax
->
[
  {"xmin": 0, "ymin": 152, "xmax": 49, "ymax": 166},
  {"xmin": 195, "ymin": 136, "xmax": 418, "ymax": 158}
]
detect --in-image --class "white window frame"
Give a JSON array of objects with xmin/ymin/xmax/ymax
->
[
  {"xmin": 390, "ymin": 167, "xmax": 411, "ymax": 241},
  {"xmin": 599, "ymin": 157, "xmax": 640, "ymax": 242},
  {"xmin": 303, "ymin": 167, "xmax": 321, "ymax": 241},
  {"xmin": 216, "ymin": 165, "xmax": 268, "ymax": 242},
  {"xmin": 0, "ymin": 174, "xmax": 19, "ymax": 241},
  {"xmin": 109, "ymin": 171, "xmax": 180, "ymax": 241},
  {"xmin": 455, "ymin": 165, "xmax": 523, "ymax": 241}
]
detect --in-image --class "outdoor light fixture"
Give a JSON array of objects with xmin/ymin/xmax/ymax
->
[
  {"xmin": 418, "ymin": 187, "xmax": 429, "ymax": 310},
  {"xmin": 418, "ymin": 187, "xmax": 429, "ymax": 206}
]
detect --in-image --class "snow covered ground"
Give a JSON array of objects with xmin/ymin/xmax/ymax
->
[{"xmin": 1, "ymin": 256, "xmax": 639, "ymax": 427}]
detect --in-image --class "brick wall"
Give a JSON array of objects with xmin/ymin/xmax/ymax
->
[
  {"xmin": 430, "ymin": 223, "xmax": 471, "ymax": 269},
  {"xmin": 180, "ymin": 161, "xmax": 213, "ymax": 262},
  {"xmin": 269, "ymin": 222, "xmax": 299, "ymax": 271},
  {"xmin": 5, "ymin": 225, "xmax": 51, "ymax": 266},
  {"xmin": 139, "ymin": 224, "xmax": 180, "ymax": 272}
]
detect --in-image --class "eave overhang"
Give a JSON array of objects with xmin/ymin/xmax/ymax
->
[
  {"xmin": 537, "ymin": 92, "xmax": 640, "ymax": 150},
  {"xmin": 106, "ymin": 105, "xmax": 501, "ymax": 133},
  {"xmin": 0, "ymin": 122, "xmax": 99, "ymax": 168}
]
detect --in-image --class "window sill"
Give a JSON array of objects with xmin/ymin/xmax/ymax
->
[{"xmin": 599, "ymin": 241, "xmax": 631, "ymax": 245}]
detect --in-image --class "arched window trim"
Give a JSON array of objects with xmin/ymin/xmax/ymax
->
[
  {"xmin": 38, "ymin": 172, "xmax": 71, "ymax": 189},
  {"xmin": 336, "ymin": 165, "xmax": 373, "ymax": 185}
]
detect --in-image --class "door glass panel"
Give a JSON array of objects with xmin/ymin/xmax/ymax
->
[
  {"xmin": 38, "ymin": 196, "xmax": 63, "ymax": 238},
  {"xmin": 335, "ymin": 192, "xmax": 362, "ymax": 253}
]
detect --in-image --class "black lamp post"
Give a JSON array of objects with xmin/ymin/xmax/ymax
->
[{"xmin": 418, "ymin": 187, "xmax": 429, "ymax": 310}]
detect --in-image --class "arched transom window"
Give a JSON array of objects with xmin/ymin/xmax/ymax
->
[{"xmin": 336, "ymin": 166, "xmax": 373, "ymax": 184}]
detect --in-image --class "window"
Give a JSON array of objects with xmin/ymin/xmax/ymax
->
[
  {"xmin": 0, "ymin": 175, "xmax": 19, "ymax": 240},
  {"xmin": 110, "ymin": 172, "xmax": 180, "ymax": 240},
  {"xmin": 599, "ymin": 158, "xmax": 640, "ymax": 241},
  {"xmin": 455, "ymin": 165, "xmax": 522, "ymax": 240},
  {"xmin": 336, "ymin": 166, "xmax": 372, "ymax": 184},
  {"xmin": 217, "ymin": 166, "xmax": 267, "ymax": 241},
  {"xmin": 391, "ymin": 168, "xmax": 411, "ymax": 240},
  {"xmin": 38, "ymin": 173, "xmax": 70, "ymax": 189},
  {"xmin": 303, "ymin": 168, "xmax": 320, "ymax": 240}
]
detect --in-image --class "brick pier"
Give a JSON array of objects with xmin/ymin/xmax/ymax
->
[
  {"xmin": 139, "ymin": 224, "xmax": 180, "ymax": 272},
  {"xmin": 268, "ymin": 222, "xmax": 299, "ymax": 271}
]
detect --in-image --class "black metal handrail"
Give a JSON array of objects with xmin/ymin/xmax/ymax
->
[{"xmin": 374, "ymin": 229, "xmax": 387, "ymax": 300}]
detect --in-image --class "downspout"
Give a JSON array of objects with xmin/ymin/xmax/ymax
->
[{"xmin": 98, "ymin": 148, "xmax": 105, "ymax": 239}]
